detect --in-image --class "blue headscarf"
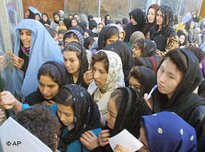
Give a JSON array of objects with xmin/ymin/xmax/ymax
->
[
  {"xmin": 28, "ymin": 6, "xmax": 42, "ymax": 17},
  {"xmin": 142, "ymin": 111, "xmax": 197, "ymax": 152},
  {"xmin": 13, "ymin": 19, "xmax": 63, "ymax": 97}
]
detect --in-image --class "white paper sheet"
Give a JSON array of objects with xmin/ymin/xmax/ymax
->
[{"xmin": 109, "ymin": 129, "xmax": 143, "ymax": 152}]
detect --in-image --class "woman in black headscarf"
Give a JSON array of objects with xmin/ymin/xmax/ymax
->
[
  {"xmin": 124, "ymin": 8, "xmax": 146, "ymax": 44},
  {"xmin": 25, "ymin": 61, "xmax": 68, "ymax": 105},
  {"xmin": 80, "ymin": 87, "xmax": 152, "ymax": 152},
  {"xmin": 41, "ymin": 13, "xmax": 51, "ymax": 27},
  {"xmin": 62, "ymin": 41, "xmax": 89, "ymax": 89},
  {"xmin": 98, "ymin": 25, "xmax": 119, "ymax": 50},
  {"xmin": 177, "ymin": 30, "xmax": 187, "ymax": 48},
  {"xmin": 55, "ymin": 84, "xmax": 101, "ymax": 152},
  {"xmin": 152, "ymin": 48, "xmax": 205, "ymax": 151},
  {"xmin": 150, "ymin": 5, "xmax": 179, "ymax": 57}
]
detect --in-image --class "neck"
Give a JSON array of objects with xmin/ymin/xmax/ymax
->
[{"xmin": 72, "ymin": 71, "xmax": 80, "ymax": 83}]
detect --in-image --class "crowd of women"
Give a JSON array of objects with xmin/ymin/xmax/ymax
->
[{"xmin": 0, "ymin": 3, "xmax": 205, "ymax": 152}]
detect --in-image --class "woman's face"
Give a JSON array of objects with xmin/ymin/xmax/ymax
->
[
  {"xmin": 129, "ymin": 76, "xmax": 141, "ymax": 93},
  {"xmin": 35, "ymin": 15, "xmax": 40, "ymax": 21},
  {"xmin": 147, "ymin": 8, "xmax": 155, "ymax": 23},
  {"xmin": 39, "ymin": 75, "xmax": 59, "ymax": 100},
  {"xmin": 20, "ymin": 29, "xmax": 32, "ymax": 48},
  {"xmin": 57, "ymin": 104, "xmax": 74, "ymax": 130},
  {"xmin": 157, "ymin": 57, "xmax": 183, "ymax": 99},
  {"xmin": 119, "ymin": 32, "xmax": 124, "ymax": 41},
  {"xmin": 138, "ymin": 126, "xmax": 150, "ymax": 152},
  {"xmin": 25, "ymin": 10, "xmax": 30, "ymax": 18},
  {"xmin": 106, "ymin": 96, "xmax": 118, "ymax": 129},
  {"xmin": 131, "ymin": 15, "xmax": 137, "ymax": 25},
  {"xmin": 54, "ymin": 15, "xmax": 60, "ymax": 22},
  {"xmin": 71, "ymin": 19, "xmax": 77, "ymax": 26},
  {"xmin": 132, "ymin": 44, "xmax": 142, "ymax": 58},
  {"xmin": 179, "ymin": 35, "xmax": 185, "ymax": 45},
  {"xmin": 106, "ymin": 35, "xmax": 118, "ymax": 45},
  {"xmin": 98, "ymin": 24, "xmax": 104, "ymax": 33},
  {"xmin": 64, "ymin": 37, "xmax": 79, "ymax": 46},
  {"xmin": 42, "ymin": 15, "xmax": 48, "ymax": 22},
  {"xmin": 93, "ymin": 61, "xmax": 108, "ymax": 88},
  {"xmin": 156, "ymin": 10, "xmax": 163, "ymax": 27},
  {"xmin": 59, "ymin": 20, "xmax": 65, "ymax": 26},
  {"xmin": 63, "ymin": 51, "xmax": 81, "ymax": 75}
]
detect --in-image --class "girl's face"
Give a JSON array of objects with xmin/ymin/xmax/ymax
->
[
  {"xmin": 156, "ymin": 10, "xmax": 163, "ymax": 27},
  {"xmin": 147, "ymin": 8, "xmax": 155, "ymax": 23},
  {"xmin": 132, "ymin": 44, "xmax": 142, "ymax": 58},
  {"xmin": 54, "ymin": 15, "xmax": 60, "ymax": 22},
  {"xmin": 39, "ymin": 75, "xmax": 59, "ymax": 100},
  {"xmin": 59, "ymin": 20, "xmax": 65, "ymax": 26},
  {"xmin": 20, "ymin": 29, "xmax": 32, "ymax": 48},
  {"xmin": 105, "ymin": 96, "xmax": 118, "ymax": 129},
  {"xmin": 35, "ymin": 15, "xmax": 40, "ymax": 21},
  {"xmin": 131, "ymin": 15, "xmax": 137, "ymax": 25},
  {"xmin": 57, "ymin": 104, "xmax": 74, "ymax": 130},
  {"xmin": 93, "ymin": 61, "xmax": 108, "ymax": 88},
  {"xmin": 63, "ymin": 51, "xmax": 81, "ymax": 75},
  {"xmin": 157, "ymin": 57, "xmax": 183, "ymax": 99},
  {"xmin": 98, "ymin": 24, "xmax": 104, "ymax": 33},
  {"xmin": 25, "ymin": 10, "xmax": 30, "ymax": 18},
  {"xmin": 42, "ymin": 15, "xmax": 48, "ymax": 22},
  {"xmin": 129, "ymin": 76, "xmax": 141, "ymax": 93},
  {"xmin": 71, "ymin": 19, "xmax": 77, "ymax": 26},
  {"xmin": 64, "ymin": 37, "xmax": 79, "ymax": 47},
  {"xmin": 119, "ymin": 32, "xmax": 124, "ymax": 41},
  {"xmin": 106, "ymin": 35, "xmax": 118, "ymax": 45},
  {"xmin": 179, "ymin": 35, "xmax": 185, "ymax": 45}
]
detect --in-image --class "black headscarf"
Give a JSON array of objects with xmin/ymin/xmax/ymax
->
[
  {"xmin": 63, "ymin": 42, "xmax": 88, "ymax": 89},
  {"xmin": 25, "ymin": 61, "xmax": 68, "ymax": 105},
  {"xmin": 104, "ymin": 40, "xmax": 133, "ymax": 86},
  {"xmin": 124, "ymin": 8, "xmax": 146, "ymax": 42},
  {"xmin": 63, "ymin": 18, "xmax": 72, "ymax": 30},
  {"xmin": 41, "ymin": 13, "xmax": 51, "ymax": 26},
  {"xmin": 98, "ymin": 25, "xmax": 119, "ymax": 50},
  {"xmin": 177, "ymin": 30, "xmax": 187, "ymax": 46},
  {"xmin": 89, "ymin": 20, "xmax": 97, "ymax": 30},
  {"xmin": 78, "ymin": 21, "xmax": 87, "ymax": 31},
  {"xmin": 56, "ymin": 84, "xmax": 101, "ymax": 149},
  {"xmin": 111, "ymin": 87, "xmax": 152, "ymax": 138},
  {"xmin": 53, "ymin": 12, "xmax": 60, "ymax": 24},
  {"xmin": 135, "ymin": 38, "xmax": 157, "ymax": 57},
  {"xmin": 153, "ymin": 48, "xmax": 204, "ymax": 119}
]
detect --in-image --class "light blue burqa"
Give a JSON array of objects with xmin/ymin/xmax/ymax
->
[{"xmin": 13, "ymin": 19, "xmax": 63, "ymax": 97}]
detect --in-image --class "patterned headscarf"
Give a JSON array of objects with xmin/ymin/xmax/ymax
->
[
  {"xmin": 98, "ymin": 50, "xmax": 125, "ymax": 92},
  {"xmin": 142, "ymin": 111, "xmax": 197, "ymax": 152}
]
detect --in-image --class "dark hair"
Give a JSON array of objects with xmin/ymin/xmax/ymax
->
[
  {"xmin": 133, "ymin": 38, "xmax": 144, "ymax": 50},
  {"xmin": 63, "ymin": 41, "xmax": 88, "ymax": 84},
  {"xmin": 58, "ymin": 30, "xmax": 66, "ymax": 35},
  {"xmin": 45, "ymin": 27, "xmax": 57, "ymax": 38},
  {"xmin": 92, "ymin": 51, "xmax": 109, "ymax": 72},
  {"xmin": 37, "ymin": 62, "xmax": 63, "ymax": 86},
  {"xmin": 163, "ymin": 48, "xmax": 188, "ymax": 73},
  {"xmin": 185, "ymin": 46, "xmax": 205, "ymax": 63},
  {"xmin": 106, "ymin": 27, "xmax": 119, "ymax": 39},
  {"xmin": 147, "ymin": 4, "xmax": 159, "ymax": 21},
  {"xmin": 84, "ymin": 37, "xmax": 95, "ymax": 49},
  {"xmin": 14, "ymin": 106, "xmax": 60, "ymax": 151},
  {"xmin": 34, "ymin": 13, "xmax": 41, "ymax": 18},
  {"xmin": 110, "ymin": 89, "xmax": 123, "ymax": 111},
  {"xmin": 88, "ymin": 15, "xmax": 93, "ymax": 21},
  {"xmin": 63, "ymin": 32, "xmax": 79, "ymax": 42},
  {"xmin": 71, "ymin": 17, "xmax": 78, "ymax": 23}
]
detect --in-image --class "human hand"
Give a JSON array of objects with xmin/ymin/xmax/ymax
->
[
  {"xmin": 80, "ymin": 130, "xmax": 99, "ymax": 150},
  {"xmin": 83, "ymin": 70, "xmax": 93, "ymax": 85},
  {"xmin": 9, "ymin": 52, "xmax": 24, "ymax": 69},
  {"xmin": 0, "ymin": 108, "xmax": 6, "ymax": 124},
  {"xmin": 114, "ymin": 144, "xmax": 131, "ymax": 152},
  {"xmin": 0, "ymin": 91, "xmax": 17, "ymax": 110},
  {"xmin": 98, "ymin": 129, "xmax": 110, "ymax": 147}
]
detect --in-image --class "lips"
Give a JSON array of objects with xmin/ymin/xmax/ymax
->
[
  {"xmin": 158, "ymin": 83, "xmax": 164, "ymax": 89},
  {"xmin": 94, "ymin": 80, "xmax": 101, "ymax": 85}
]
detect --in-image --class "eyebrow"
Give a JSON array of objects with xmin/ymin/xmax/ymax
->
[
  {"xmin": 57, "ymin": 108, "xmax": 72, "ymax": 114},
  {"xmin": 161, "ymin": 65, "xmax": 175, "ymax": 76}
]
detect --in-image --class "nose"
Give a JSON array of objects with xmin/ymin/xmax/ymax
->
[
  {"xmin": 94, "ymin": 70, "xmax": 100, "ymax": 80},
  {"xmin": 158, "ymin": 73, "xmax": 166, "ymax": 83},
  {"xmin": 42, "ymin": 87, "xmax": 49, "ymax": 95}
]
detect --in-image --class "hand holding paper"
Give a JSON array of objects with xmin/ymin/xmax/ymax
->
[{"xmin": 109, "ymin": 129, "xmax": 143, "ymax": 152}]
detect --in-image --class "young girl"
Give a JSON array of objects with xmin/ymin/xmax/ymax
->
[
  {"xmin": 152, "ymin": 48, "xmax": 205, "ymax": 151},
  {"xmin": 87, "ymin": 50, "xmax": 125, "ymax": 115},
  {"xmin": 63, "ymin": 41, "xmax": 89, "ymax": 89},
  {"xmin": 55, "ymin": 84, "xmax": 102, "ymax": 152},
  {"xmin": 80, "ymin": 87, "xmax": 152, "ymax": 151}
]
